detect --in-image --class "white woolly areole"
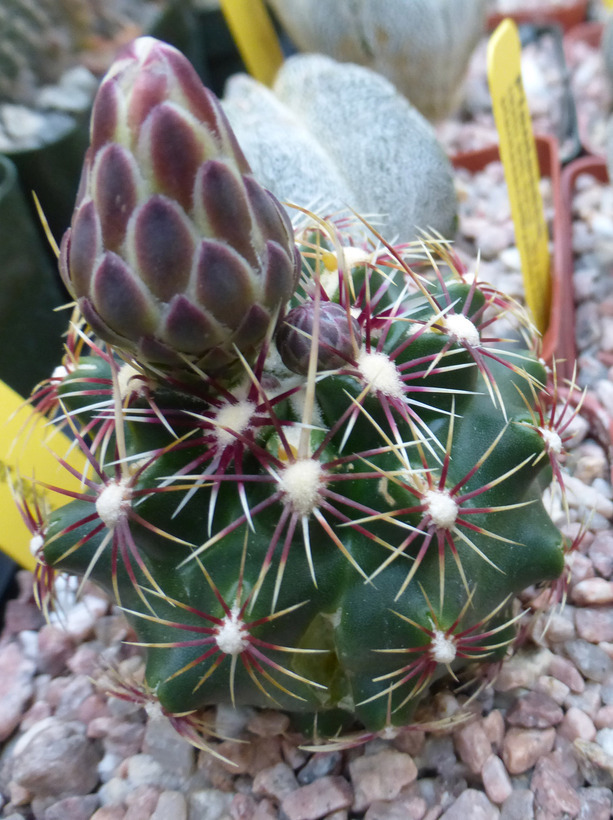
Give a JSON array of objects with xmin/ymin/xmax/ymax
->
[
  {"xmin": 431, "ymin": 628, "xmax": 457, "ymax": 664},
  {"xmin": 444, "ymin": 313, "xmax": 480, "ymax": 348},
  {"xmin": 96, "ymin": 479, "xmax": 131, "ymax": 529},
  {"xmin": 51, "ymin": 365, "xmax": 68, "ymax": 381},
  {"xmin": 216, "ymin": 605, "xmax": 248, "ymax": 655},
  {"xmin": 357, "ymin": 350, "xmax": 404, "ymax": 399},
  {"xmin": 117, "ymin": 363, "xmax": 143, "ymax": 400},
  {"xmin": 279, "ymin": 458, "xmax": 324, "ymax": 517},
  {"xmin": 144, "ymin": 701, "xmax": 164, "ymax": 720},
  {"xmin": 30, "ymin": 534, "xmax": 44, "ymax": 556},
  {"xmin": 425, "ymin": 489, "xmax": 458, "ymax": 530},
  {"xmin": 214, "ymin": 400, "xmax": 255, "ymax": 448},
  {"xmin": 540, "ymin": 427, "xmax": 562, "ymax": 454}
]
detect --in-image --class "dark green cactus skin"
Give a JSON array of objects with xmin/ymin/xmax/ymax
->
[{"xmin": 43, "ymin": 269, "xmax": 564, "ymax": 739}]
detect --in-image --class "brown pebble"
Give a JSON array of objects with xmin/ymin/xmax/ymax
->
[
  {"xmin": 502, "ymin": 727, "xmax": 556, "ymax": 775},
  {"xmin": 454, "ymin": 720, "xmax": 492, "ymax": 775},
  {"xmin": 246, "ymin": 710, "xmax": 290, "ymax": 737}
]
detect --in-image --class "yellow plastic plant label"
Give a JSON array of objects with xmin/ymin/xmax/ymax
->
[
  {"xmin": 0, "ymin": 379, "xmax": 86, "ymax": 571},
  {"xmin": 220, "ymin": 0, "xmax": 284, "ymax": 86},
  {"xmin": 487, "ymin": 19, "xmax": 550, "ymax": 334}
]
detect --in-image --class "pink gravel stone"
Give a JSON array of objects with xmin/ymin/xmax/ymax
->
[
  {"xmin": 531, "ymin": 756, "xmax": 581, "ymax": 818},
  {"xmin": 19, "ymin": 700, "xmax": 53, "ymax": 733},
  {"xmin": 216, "ymin": 736, "xmax": 282, "ymax": 776},
  {"xmin": 438, "ymin": 788, "xmax": 499, "ymax": 819},
  {"xmin": 230, "ymin": 793, "xmax": 257, "ymax": 820},
  {"xmin": 575, "ymin": 608, "xmax": 613, "ymax": 644},
  {"xmin": 2, "ymin": 597, "xmax": 45, "ymax": 635},
  {"xmin": 280, "ymin": 775, "xmax": 353, "ymax": 820},
  {"xmin": 91, "ymin": 809, "xmax": 126, "ymax": 820},
  {"xmin": 481, "ymin": 753, "xmax": 512, "ymax": 805},
  {"xmin": 535, "ymin": 674, "xmax": 571, "ymax": 705},
  {"xmin": 246, "ymin": 710, "xmax": 290, "ymax": 737},
  {"xmin": 0, "ymin": 642, "xmax": 36, "ymax": 741},
  {"xmin": 364, "ymin": 795, "xmax": 428, "ymax": 819},
  {"xmin": 36, "ymin": 624, "xmax": 76, "ymax": 675},
  {"xmin": 502, "ymin": 727, "xmax": 556, "ymax": 775},
  {"xmin": 572, "ymin": 577, "xmax": 613, "ymax": 606},
  {"xmin": 548, "ymin": 655, "xmax": 585, "ymax": 693},
  {"xmin": 568, "ymin": 553, "xmax": 596, "ymax": 587},
  {"xmin": 43, "ymin": 794, "xmax": 101, "ymax": 820},
  {"xmin": 454, "ymin": 720, "xmax": 492, "ymax": 775},
  {"xmin": 253, "ymin": 762, "xmax": 298, "ymax": 801},
  {"xmin": 494, "ymin": 649, "xmax": 553, "ymax": 691},
  {"xmin": 124, "ymin": 784, "xmax": 161, "ymax": 820},
  {"xmin": 505, "ymin": 692, "xmax": 563, "ymax": 729},
  {"xmin": 253, "ymin": 798, "xmax": 278, "ymax": 820},
  {"xmin": 150, "ymin": 791, "xmax": 187, "ymax": 820},
  {"xmin": 595, "ymin": 705, "xmax": 613, "ymax": 729},
  {"xmin": 589, "ymin": 531, "xmax": 613, "ymax": 577},
  {"xmin": 67, "ymin": 644, "xmax": 102, "ymax": 676},
  {"xmin": 558, "ymin": 706, "xmax": 597, "ymax": 742},
  {"xmin": 349, "ymin": 750, "xmax": 417, "ymax": 812},
  {"xmin": 481, "ymin": 710, "xmax": 505, "ymax": 752},
  {"xmin": 392, "ymin": 729, "xmax": 426, "ymax": 757}
]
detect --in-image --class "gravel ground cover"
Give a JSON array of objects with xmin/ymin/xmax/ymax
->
[
  {"xmin": 564, "ymin": 26, "xmax": 612, "ymax": 158},
  {"xmin": 1, "ymin": 155, "xmax": 613, "ymax": 819},
  {"xmin": 436, "ymin": 26, "xmax": 580, "ymax": 161}
]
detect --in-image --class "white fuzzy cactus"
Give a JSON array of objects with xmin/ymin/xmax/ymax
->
[
  {"xmin": 266, "ymin": 0, "xmax": 487, "ymax": 121},
  {"xmin": 222, "ymin": 54, "xmax": 458, "ymax": 244}
]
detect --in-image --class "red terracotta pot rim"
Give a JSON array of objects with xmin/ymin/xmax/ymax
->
[{"xmin": 487, "ymin": 0, "xmax": 589, "ymax": 33}]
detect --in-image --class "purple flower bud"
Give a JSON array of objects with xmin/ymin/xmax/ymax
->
[
  {"xmin": 60, "ymin": 37, "xmax": 299, "ymax": 382},
  {"xmin": 276, "ymin": 301, "xmax": 362, "ymax": 375}
]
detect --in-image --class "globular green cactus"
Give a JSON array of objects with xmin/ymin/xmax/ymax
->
[{"xmin": 25, "ymin": 37, "xmax": 569, "ymax": 750}]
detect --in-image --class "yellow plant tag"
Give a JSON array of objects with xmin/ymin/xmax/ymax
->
[
  {"xmin": 0, "ymin": 380, "xmax": 86, "ymax": 571},
  {"xmin": 219, "ymin": 0, "xmax": 284, "ymax": 86},
  {"xmin": 487, "ymin": 19, "xmax": 551, "ymax": 334}
]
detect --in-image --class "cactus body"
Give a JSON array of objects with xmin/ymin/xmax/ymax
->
[
  {"xmin": 222, "ymin": 54, "xmax": 458, "ymax": 245},
  {"xmin": 30, "ymin": 38, "xmax": 566, "ymax": 748},
  {"xmin": 266, "ymin": 0, "xmax": 487, "ymax": 121}
]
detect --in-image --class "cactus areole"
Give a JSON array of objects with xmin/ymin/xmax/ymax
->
[{"xmin": 30, "ymin": 37, "xmax": 567, "ymax": 749}]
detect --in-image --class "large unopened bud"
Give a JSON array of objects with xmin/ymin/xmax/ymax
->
[
  {"xmin": 276, "ymin": 301, "xmax": 361, "ymax": 375},
  {"xmin": 59, "ymin": 37, "xmax": 299, "ymax": 381}
]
